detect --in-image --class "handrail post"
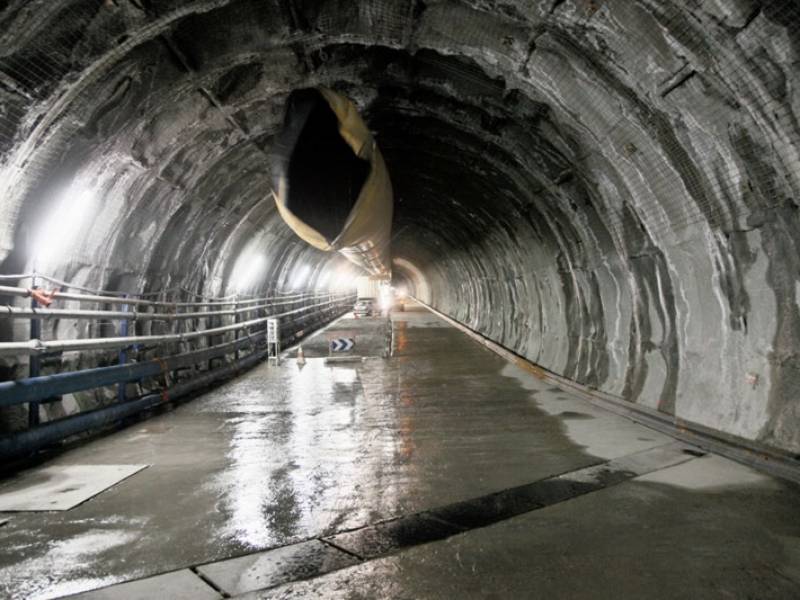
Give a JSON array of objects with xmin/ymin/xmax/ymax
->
[
  {"xmin": 28, "ymin": 277, "xmax": 41, "ymax": 427},
  {"xmin": 206, "ymin": 302, "xmax": 213, "ymax": 372},
  {"xmin": 234, "ymin": 295, "xmax": 240, "ymax": 362},
  {"xmin": 117, "ymin": 295, "xmax": 129, "ymax": 403}
]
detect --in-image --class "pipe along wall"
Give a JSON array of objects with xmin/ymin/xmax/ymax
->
[{"xmin": 0, "ymin": 1, "xmax": 798, "ymax": 459}]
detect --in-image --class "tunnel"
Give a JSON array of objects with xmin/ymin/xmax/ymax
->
[{"xmin": 0, "ymin": 1, "xmax": 800, "ymax": 598}]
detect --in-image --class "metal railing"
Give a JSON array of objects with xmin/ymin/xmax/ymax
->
[
  {"xmin": 0, "ymin": 277, "xmax": 355, "ymax": 461},
  {"xmin": 0, "ymin": 296, "xmax": 349, "ymax": 355},
  {"xmin": 0, "ymin": 282, "xmax": 323, "ymax": 308}
]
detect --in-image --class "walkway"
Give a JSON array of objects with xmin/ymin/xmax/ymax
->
[{"xmin": 0, "ymin": 304, "xmax": 798, "ymax": 599}]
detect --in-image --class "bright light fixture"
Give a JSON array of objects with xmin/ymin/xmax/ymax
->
[
  {"xmin": 379, "ymin": 285, "xmax": 394, "ymax": 310},
  {"xmin": 33, "ymin": 180, "xmax": 95, "ymax": 271},
  {"xmin": 315, "ymin": 268, "xmax": 332, "ymax": 289},
  {"xmin": 331, "ymin": 265, "xmax": 359, "ymax": 290},
  {"xmin": 230, "ymin": 252, "xmax": 266, "ymax": 292},
  {"xmin": 290, "ymin": 264, "xmax": 311, "ymax": 289}
]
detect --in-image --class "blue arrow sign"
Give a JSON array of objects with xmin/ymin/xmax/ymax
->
[{"xmin": 330, "ymin": 338, "xmax": 355, "ymax": 352}]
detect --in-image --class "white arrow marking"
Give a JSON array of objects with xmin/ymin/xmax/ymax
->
[{"xmin": 330, "ymin": 338, "xmax": 355, "ymax": 352}]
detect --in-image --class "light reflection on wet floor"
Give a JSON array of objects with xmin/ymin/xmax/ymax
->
[{"xmin": 208, "ymin": 362, "xmax": 388, "ymax": 548}]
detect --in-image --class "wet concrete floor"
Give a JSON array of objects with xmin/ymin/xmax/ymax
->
[
  {"xmin": 0, "ymin": 304, "xmax": 798, "ymax": 598},
  {"xmin": 286, "ymin": 311, "xmax": 391, "ymax": 359}
]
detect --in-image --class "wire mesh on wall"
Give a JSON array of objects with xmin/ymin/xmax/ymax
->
[{"xmin": 0, "ymin": 0, "xmax": 799, "ymax": 249}]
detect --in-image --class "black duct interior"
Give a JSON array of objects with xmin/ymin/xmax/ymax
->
[{"xmin": 277, "ymin": 88, "xmax": 370, "ymax": 242}]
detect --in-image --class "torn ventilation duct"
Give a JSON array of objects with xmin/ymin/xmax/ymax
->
[{"xmin": 272, "ymin": 87, "xmax": 393, "ymax": 276}]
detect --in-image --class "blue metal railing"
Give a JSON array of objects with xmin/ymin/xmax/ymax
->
[{"xmin": 0, "ymin": 279, "xmax": 355, "ymax": 461}]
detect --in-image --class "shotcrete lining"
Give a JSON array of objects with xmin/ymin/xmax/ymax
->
[{"xmin": 0, "ymin": 0, "xmax": 798, "ymax": 454}]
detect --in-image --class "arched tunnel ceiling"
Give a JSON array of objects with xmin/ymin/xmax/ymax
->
[{"xmin": 1, "ymin": 0, "xmax": 799, "ymax": 454}]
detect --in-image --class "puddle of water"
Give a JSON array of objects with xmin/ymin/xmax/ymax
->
[
  {"xmin": 500, "ymin": 363, "xmax": 671, "ymax": 460},
  {"xmin": 637, "ymin": 454, "xmax": 780, "ymax": 491},
  {"xmin": 558, "ymin": 411, "xmax": 595, "ymax": 420},
  {"xmin": 0, "ymin": 529, "xmax": 139, "ymax": 600}
]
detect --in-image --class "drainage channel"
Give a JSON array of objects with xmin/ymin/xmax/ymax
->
[{"xmin": 68, "ymin": 442, "xmax": 702, "ymax": 599}]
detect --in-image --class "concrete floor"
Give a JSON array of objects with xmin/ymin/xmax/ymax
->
[
  {"xmin": 0, "ymin": 304, "xmax": 798, "ymax": 599},
  {"xmin": 285, "ymin": 311, "xmax": 391, "ymax": 359}
]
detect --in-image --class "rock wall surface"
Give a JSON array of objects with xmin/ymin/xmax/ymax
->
[{"xmin": 0, "ymin": 0, "xmax": 798, "ymax": 453}]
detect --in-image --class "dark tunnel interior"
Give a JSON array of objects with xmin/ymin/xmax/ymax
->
[{"xmin": 0, "ymin": 0, "xmax": 799, "ymax": 458}]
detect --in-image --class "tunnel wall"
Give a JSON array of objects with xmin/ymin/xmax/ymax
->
[
  {"xmin": 0, "ymin": 1, "xmax": 798, "ymax": 454},
  {"xmin": 377, "ymin": 0, "xmax": 800, "ymax": 455}
]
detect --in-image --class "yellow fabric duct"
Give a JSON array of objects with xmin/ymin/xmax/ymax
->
[{"xmin": 272, "ymin": 87, "xmax": 393, "ymax": 276}]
